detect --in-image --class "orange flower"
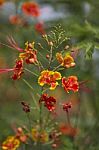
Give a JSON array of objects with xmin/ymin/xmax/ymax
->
[
  {"xmin": 19, "ymin": 42, "xmax": 37, "ymax": 64},
  {"xmin": 38, "ymin": 70, "xmax": 61, "ymax": 90},
  {"xmin": 9, "ymin": 15, "xmax": 22, "ymax": 25},
  {"xmin": 62, "ymin": 76, "xmax": 79, "ymax": 93},
  {"xmin": 56, "ymin": 53, "xmax": 75, "ymax": 68},
  {"xmin": 2, "ymin": 136, "xmax": 20, "ymax": 150},
  {"xmin": 22, "ymin": 2, "xmax": 40, "ymax": 17},
  {"xmin": 0, "ymin": 0, "xmax": 4, "ymax": 6},
  {"xmin": 59, "ymin": 123, "xmax": 78, "ymax": 137},
  {"xmin": 32, "ymin": 128, "xmax": 48, "ymax": 143}
]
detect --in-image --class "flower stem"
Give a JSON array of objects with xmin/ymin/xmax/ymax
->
[
  {"xmin": 66, "ymin": 111, "xmax": 71, "ymax": 125},
  {"xmin": 24, "ymin": 68, "xmax": 39, "ymax": 77},
  {"xmin": 48, "ymin": 45, "xmax": 53, "ymax": 69},
  {"xmin": 22, "ymin": 78, "xmax": 34, "ymax": 91},
  {"xmin": 53, "ymin": 64, "xmax": 62, "ymax": 71}
]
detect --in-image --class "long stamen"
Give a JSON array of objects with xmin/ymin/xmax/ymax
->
[{"xmin": 0, "ymin": 68, "xmax": 14, "ymax": 73}]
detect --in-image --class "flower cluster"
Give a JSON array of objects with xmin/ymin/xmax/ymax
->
[
  {"xmin": 0, "ymin": 26, "xmax": 85, "ymax": 149},
  {"xmin": 7, "ymin": 1, "xmax": 46, "ymax": 35},
  {"xmin": 0, "ymin": 40, "xmax": 38, "ymax": 80},
  {"xmin": 2, "ymin": 126, "xmax": 49, "ymax": 150}
]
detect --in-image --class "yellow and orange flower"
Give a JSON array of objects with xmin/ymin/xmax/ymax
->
[
  {"xmin": 21, "ymin": 2, "xmax": 40, "ymax": 17},
  {"xmin": 38, "ymin": 70, "xmax": 61, "ymax": 90},
  {"xmin": 56, "ymin": 53, "xmax": 75, "ymax": 68},
  {"xmin": 19, "ymin": 42, "xmax": 37, "ymax": 64},
  {"xmin": 2, "ymin": 136, "xmax": 20, "ymax": 150},
  {"xmin": 62, "ymin": 76, "xmax": 79, "ymax": 93},
  {"xmin": 32, "ymin": 128, "xmax": 48, "ymax": 143}
]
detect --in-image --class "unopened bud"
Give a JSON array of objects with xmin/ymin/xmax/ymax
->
[
  {"xmin": 48, "ymin": 41, "xmax": 53, "ymax": 46},
  {"xmin": 46, "ymin": 54, "xmax": 50, "ymax": 59},
  {"xmin": 64, "ymin": 45, "xmax": 69, "ymax": 50}
]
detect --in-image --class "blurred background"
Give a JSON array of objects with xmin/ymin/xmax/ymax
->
[{"xmin": 0, "ymin": 0, "xmax": 99, "ymax": 149}]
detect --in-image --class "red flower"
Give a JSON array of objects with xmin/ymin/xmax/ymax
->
[
  {"xmin": 0, "ymin": 59, "xmax": 24, "ymax": 80},
  {"xmin": 22, "ymin": 2, "xmax": 40, "ymax": 17},
  {"xmin": 62, "ymin": 76, "xmax": 79, "ymax": 93},
  {"xmin": 39, "ymin": 94, "xmax": 56, "ymax": 112},
  {"xmin": 63, "ymin": 102, "xmax": 72, "ymax": 112},
  {"xmin": 11, "ymin": 59, "xmax": 24, "ymax": 80},
  {"xmin": 35, "ymin": 22, "xmax": 45, "ymax": 35}
]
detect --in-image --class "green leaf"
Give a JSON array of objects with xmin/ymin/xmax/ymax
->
[{"xmin": 85, "ymin": 43, "xmax": 94, "ymax": 59}]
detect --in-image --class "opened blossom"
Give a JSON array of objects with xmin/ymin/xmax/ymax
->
[
  {"xmin": 39, "ymin": 94, "xmax": 56, "ymax": 112},
  {"xmin": 56, "ymin": 53, "xmax": 75, "ymax": 68},
  {"xmin": 2, "ymin": 136, "xmax": 20, "ymax": 150},
  {"xmin": 62, "ymin": 76, "xmax": 79, "ymax": 93},
  {"xmin": 19, "ymin": 41, "xmax": 37, "ymax": 64},
  {"xmin": 11, "ymin": 59, "xmax": 24, "ymax": 80},
  {"xmin": 22, "ymin": 2, "xmax": 40, "ymax": 17},
  {"xmin": 0, "ymin": 59, "xmax": 24, "ymax": 80},
  {"xmin": 38, "ymin": 70, "xmax": 61, "ymax": 90}
]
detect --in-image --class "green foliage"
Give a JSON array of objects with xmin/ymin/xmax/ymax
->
[{"xmin": 85, "ymin": 43, "xmax": 94, "ymax": 59}]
